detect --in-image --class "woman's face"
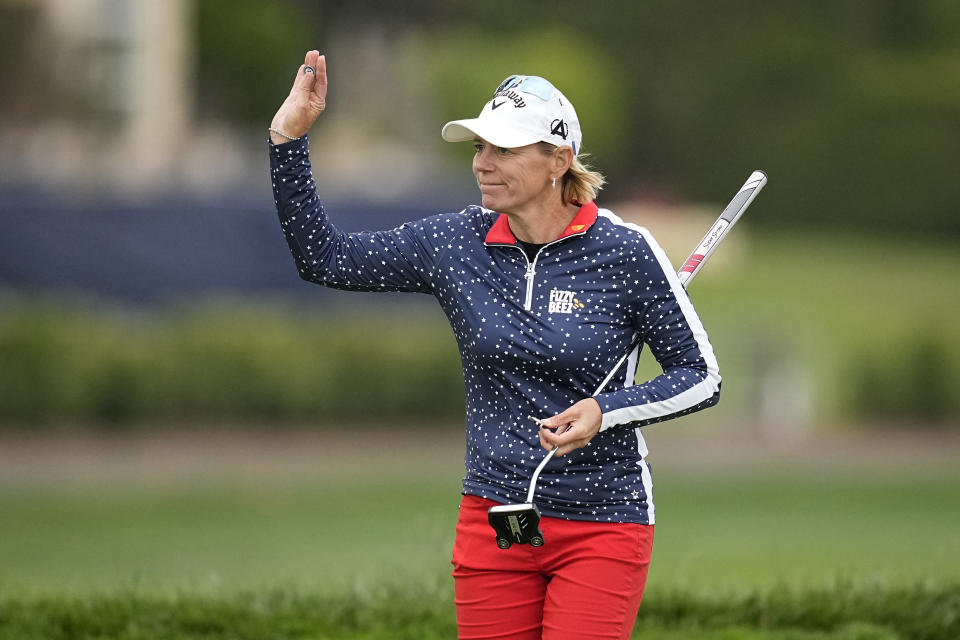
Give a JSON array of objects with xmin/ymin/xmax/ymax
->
[{"xmin": 472, "ymin": 138, "xmax": 554, "ymax": 214}]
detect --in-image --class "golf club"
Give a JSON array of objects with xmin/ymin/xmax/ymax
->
[{"xmin": 488, "ymin": 169, "xmax": 768, "ymax": 549}]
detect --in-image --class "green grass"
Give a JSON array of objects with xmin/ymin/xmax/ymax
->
[
  {"xmin": 0, "ymin": 478, "xmax": 460, "ymax": 596},
  {"xmin": 2, "ymin": 472, "xmax": 958, "ymax": 595},
  {"xmin": 649, "ymin": 472, "xmax": 960, "ymax": 589},
  {"xmin": 1, "ymin": 460, "xmax": 958, "ymax": 638}
]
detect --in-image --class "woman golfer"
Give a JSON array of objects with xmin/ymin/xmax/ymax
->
[{"xmin": 269, "ymin": 50, "xmax": 720, "ymax": 640}]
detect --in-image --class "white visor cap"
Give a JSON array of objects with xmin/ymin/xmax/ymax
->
[{"xmin": 441, "ymin": 75, "xmax": 582, "ymax": 154}]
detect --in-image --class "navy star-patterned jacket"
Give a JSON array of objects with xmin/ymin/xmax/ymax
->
[{"xmin": 270, "ymin": 136, "xmax": 720, "ymax": 524}]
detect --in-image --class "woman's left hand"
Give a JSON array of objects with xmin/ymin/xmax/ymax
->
[{"xmin": 538, "ymin": 398, "xmax": 603, "ymax": 457}]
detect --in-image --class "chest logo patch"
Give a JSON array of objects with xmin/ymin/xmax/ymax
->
[{"xmin": 548, "ymin": 288, "xmax": 585, "ymax": 314}]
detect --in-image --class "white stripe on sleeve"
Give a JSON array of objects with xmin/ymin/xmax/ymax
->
[{"xmin": 597, "ymin": 210, "xmax": 721, "ymax": 431}]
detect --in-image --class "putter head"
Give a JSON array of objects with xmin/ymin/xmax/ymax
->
[{"xmin": 487, "ymin": 502, "xmax": 545, "ymax": 549}]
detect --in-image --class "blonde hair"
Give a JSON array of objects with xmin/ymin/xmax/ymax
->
[{"xmin": 538, "ymin": 143, "xmax": 606, "ymax": 205}]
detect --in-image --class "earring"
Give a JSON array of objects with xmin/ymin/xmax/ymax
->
[{"xmin": 552, "ymin": 177, "xmax": 557, "ymax": 190}]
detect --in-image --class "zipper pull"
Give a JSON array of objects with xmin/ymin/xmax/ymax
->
[{"xmin": 525, "ymin": 263, "xmax": 535, "ymax": 279}]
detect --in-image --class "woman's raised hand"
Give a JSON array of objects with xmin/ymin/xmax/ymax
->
[{"xmin": 270, "ymin": 50, "xmax": 327, "ymax": 143}]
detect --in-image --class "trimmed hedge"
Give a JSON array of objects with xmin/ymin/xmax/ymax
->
[
  {"xmin": 2, "ymin": 300, "xmax": 958, "ymax": 427},
  {"xmin": 0, "ymin": 303, "xmax": 463, "ymax": 426}
]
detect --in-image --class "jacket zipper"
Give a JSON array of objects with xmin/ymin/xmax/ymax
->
[
  {"xmin": 519, "ymin": 242, "xmax": 560, "ymax": 311},
  {"xmin": 523, "ymin": 260, "xmax": 536, "ymax": 310}
]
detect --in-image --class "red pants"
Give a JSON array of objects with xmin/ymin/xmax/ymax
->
[{"xmin": 451, "ymin": 495, "xmax": 654, "ymax": 640}]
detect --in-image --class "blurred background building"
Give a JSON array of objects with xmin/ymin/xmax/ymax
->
[{"xmin": 1, "ymin": 0, "xmax": 192, "ymax": 191}]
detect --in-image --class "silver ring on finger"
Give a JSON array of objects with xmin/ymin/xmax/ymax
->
[{"xmin": 303, "ymin": 65, "xmax": 315, "ymax": 75}]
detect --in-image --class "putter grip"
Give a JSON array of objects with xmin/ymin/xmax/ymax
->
[{"xmin": 677, "ymin": 170, "xmax": 766, "ymax": 288}]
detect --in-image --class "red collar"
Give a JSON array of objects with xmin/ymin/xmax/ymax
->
[{"xmin": 484, "ymin": 201, "xmax": 599, "ymax": 245}]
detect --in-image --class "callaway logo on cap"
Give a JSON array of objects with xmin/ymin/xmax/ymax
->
[{"xmin": 442, "ymin": 75, "xmax": 582, "ymax": 154}]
